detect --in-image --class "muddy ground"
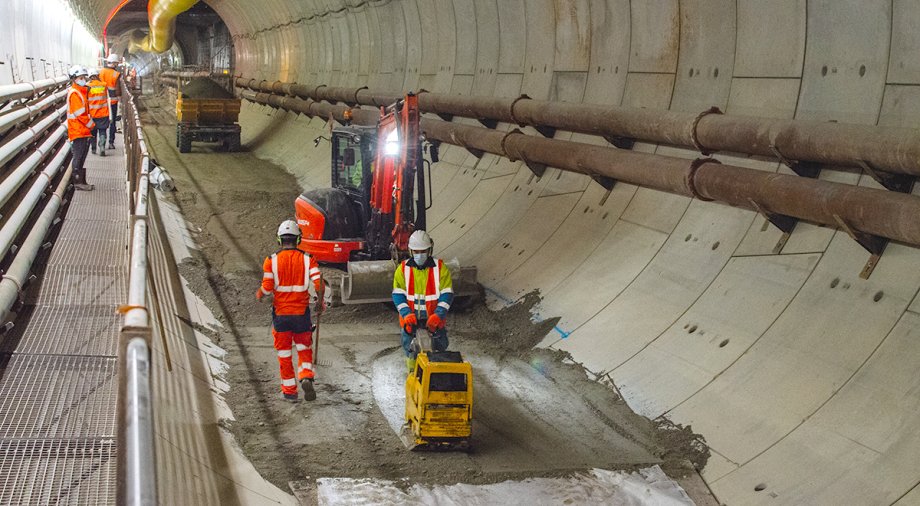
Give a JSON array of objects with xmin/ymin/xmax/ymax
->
[{"xmin": 138, "ymin": 94, "xmax": 709, "ymax": 494}]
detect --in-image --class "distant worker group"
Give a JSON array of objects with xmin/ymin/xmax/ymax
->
[{"xmin": 66, "ymin": 53, "xmax": 122, "ymax": 191}]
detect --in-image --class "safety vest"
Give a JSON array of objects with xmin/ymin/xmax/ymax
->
[
  {"xmin": 87, "ymin": 80, "xmax": 110, "ymax": 119},
  {"xmin": 261, "ymin": 249, "xmax": 322, "ymax": 315},
  {"xmin": 99, "ymin": 67, "xmax": 121, "ymax": 105},
  {"xmin": 402, "ymin": 259, "xmax": 445, "ymax": 318},
  {"xmin": 66, "ymin": 86, "xmax": 94, "ymax": 140}
]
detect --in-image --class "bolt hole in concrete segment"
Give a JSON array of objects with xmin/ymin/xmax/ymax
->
[{"xmin": 137, "ymin": 95, "xmax": 711, "ymax": 503}]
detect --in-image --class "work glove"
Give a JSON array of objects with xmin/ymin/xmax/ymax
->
[
  {"xmin": 255, "ymin": 288, "xmax": 264, "ymax": 301},
  {"xmin": 402, "ymin": 313, "xmax": 417, "ymax": 334},
  {"xmin": 427, "ymin": 314, "xmax": 445, "ymax": 332}
]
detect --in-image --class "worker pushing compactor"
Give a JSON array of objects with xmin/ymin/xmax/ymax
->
[
  {"xmin": 257, "ymin": 220, "xmax": 325, "ymax": 402},
  {"xmin": 392, "ymin": 230, "xmax": 454, "ymax": 372}
]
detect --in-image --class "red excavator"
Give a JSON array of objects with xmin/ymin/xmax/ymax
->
[{"xmin": 294, "ymin": 93, "xmax": 477, "ymax": 304}]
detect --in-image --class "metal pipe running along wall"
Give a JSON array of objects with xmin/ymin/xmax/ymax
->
[
  {"xmin": 0, "ymin": 76, "xmax": 68, "ymax": 103},
  {"xmin": 235, "ymin": 77, "xmax": 920, "ymax": 178},
  {"xmin": 240, "ymin": 90, "xmax": 920, "ymax": 250}
]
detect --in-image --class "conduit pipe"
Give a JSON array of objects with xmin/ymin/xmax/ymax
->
[
  {"xmin": 0, "ymin": 106, "xmax": 66, "ymax": 168},
  {"xmin": 0, "ymin": 164, "xmax": 71, "ymax": 325},
  {"xmin": 129, "ymin": 0, "xmax": 199, "ymax": 54},
  {"xmin": 236, "ymin": 77, "xmax": 920, "ymax": 178},
  {"xmin": 242, "ymin": 91, "xmax": 920, "ymax": 249},
  {"xmin": 0, "ymin": 125, "xmax": 67, "ymax": 209},
  {"xmin": 0, "ymin": 90, "xmax": 68, "ymax": 134},
  {"xmin": 0, "ymin": 141, "xmax": 70, "ymax": 260},
  {"xmin": 0, "ymin": 76, "xmax": 68, "ymax": 103}
]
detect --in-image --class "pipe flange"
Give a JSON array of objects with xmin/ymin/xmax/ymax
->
[
  {"xmin": 313, "ymin": 84, "xmax": 327, "ymax": 101},
  {"xmin": 500, "ymin": 128, "xmax": 524, "ymax": 159},
  {"xmin": 1, "ymin": 274, "xmax": 23, "ymax": 294},
  {"xmin": 691, "ymin": 106, "xmax": 722, "ymax": 155},
  {"xmin": 509, "ymin": 94, "xmax": 532, "ymax": 127},
  {"xmin": 686, "ymin": 157, "xmax": 719, "ymax": 202},
  {"xmin": 352, "ymin": 86, "xmax": 368, "ymax": 106}
]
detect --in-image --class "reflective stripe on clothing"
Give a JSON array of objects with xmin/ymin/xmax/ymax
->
[
  {"xmin": 392, "ymin": 258, "xmax": 454, "ymax": 320},
  {"xmin": 66, "ymin": 87, "xmax": 93, "ymax": 140},
  {"xmin": 262, "ymin": 249, "xmax": 322, "ymax": 315},
  {"xmin": 274, "ymin": 328, "xmax": 315, "ymax": 395},
  {"xmin": 87, "ymin": 81, "xmax": 110, "ymax": 119},
  {"xmin": 99, "ymin": 68, "xmax": 121, "ymax": 104}
]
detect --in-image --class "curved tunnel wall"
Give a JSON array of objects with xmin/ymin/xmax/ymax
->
[
  {"xmin": 0, "ymin": 0, "xmax": 99, "ymax": 85},
  {"xmin": 86, "ymin": 1, "xmax": 920, "ymax": 504}
]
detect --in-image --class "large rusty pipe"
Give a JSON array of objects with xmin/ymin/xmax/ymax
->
[
  {"xmin": 235, "ymin": 77, "xmax": 920, "ymax": 177},
  {"xmin": 241, "ymin": 90, "xmax": 920, "ymax": 248}
]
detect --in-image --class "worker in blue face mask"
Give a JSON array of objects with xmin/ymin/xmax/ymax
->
[{"xmin": 391, "ymin": 230, "xmax": 454, "ymax": 372}]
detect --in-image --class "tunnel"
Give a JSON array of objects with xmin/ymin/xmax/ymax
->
[{"xmin": 2, "ymin": 0, "xmax": 920, "ymax": 504}]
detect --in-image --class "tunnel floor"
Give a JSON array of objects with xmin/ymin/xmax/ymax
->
[{"xmin": 138, "ymin": 94, "xmax": 711, "ymax": 501}]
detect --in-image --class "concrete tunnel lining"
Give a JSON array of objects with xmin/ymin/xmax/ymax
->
[{"xmin": 66, "ymin": 0, "xmax": 920, "ymax": 504}]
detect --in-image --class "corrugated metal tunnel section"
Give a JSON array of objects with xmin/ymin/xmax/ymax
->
[{"xmin": 74, "ymin": 0, "xmax": 920, "ymax": 504}]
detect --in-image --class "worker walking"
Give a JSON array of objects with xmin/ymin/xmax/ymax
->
[
  {"xmin": 257, "ymin": 220, "xmax": 324, "ymax": 402},
  {"xmin": 392, "ymin": 230, "xmax": 453, "ymax": 372},
  {"xmin": 66, "ymin": 65, "xmax": 95, "ymax": 191},
  {"xmin": 87, "ymin": 69, "xmax": 110, "ymax": 157},
  {"xmin": 98, "ymin": 54, "xmax": 122, "ymax": 150}
]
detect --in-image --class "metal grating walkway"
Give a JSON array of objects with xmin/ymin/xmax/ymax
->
[{"xmin": 0, "ymin": 134, "xmax": 128, "ymax": 505}]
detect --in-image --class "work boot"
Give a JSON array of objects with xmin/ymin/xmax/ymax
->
[
  {"xmin": 74, "ymin": 183, "xmax": 95, "ymax": 191},
  {"xmin": 281, "ymin": 392, "xmax": 298, "ymax": 402},
  {"xmin": 99, "ymin": 149, "xmax": 106, "ymax": 157},
  {"xmin": 90, "ymin": 144, "xmax": 96, "ymax": 154},
  {"xmin": 301, "ymin": 378, "xmax": 316, "ymax": 401},
  {"xmin": 108, "ymin": 142, "xmax": 115, "ymax": 150},
  {"xmin": 406, "ymin": 356, "xmax": 417, "ymax": 374}
]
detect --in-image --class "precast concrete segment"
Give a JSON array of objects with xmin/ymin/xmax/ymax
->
[{"xmin": 236, "ymin": 77, "xmax": 920, "ymax": 177}]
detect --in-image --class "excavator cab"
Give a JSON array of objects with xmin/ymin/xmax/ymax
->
[
  {"xmin": 295, "ymin": 126, "xmax": 376, "ymax": 263},
  {"xmin": 294, "ymin": 93, "xmax": 479, "ymax": 303}
]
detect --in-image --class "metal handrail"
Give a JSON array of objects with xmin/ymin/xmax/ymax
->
[{"xmin": 116, "ymin": 81, "xmax": 157, "ymax": 506}]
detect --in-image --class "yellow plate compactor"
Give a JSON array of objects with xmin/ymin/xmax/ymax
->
[{"xmin": 400, "ymin": 334, "xmax": 473, "ymax": 451}]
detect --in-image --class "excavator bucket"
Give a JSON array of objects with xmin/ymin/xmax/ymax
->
[{"xmin": 340, "ymin": 259, "xmax": 479, "ymax": 305}]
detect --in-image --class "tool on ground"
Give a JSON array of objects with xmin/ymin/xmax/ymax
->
[
  {"xmin": 312, "ymin": 283, "xmax": 331, "ymax": 368},
  {"xmin": 293, "ymin": 93, "xmax": 478, "ymax": 304},
  {"xmin": 400, "ymin": 329, "xmax": 473, "ymax": 451}
]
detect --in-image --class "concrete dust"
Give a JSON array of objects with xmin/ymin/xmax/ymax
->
[{"xmin": 139, "ymin": 95, "xmax": 709, "ymax": 495}]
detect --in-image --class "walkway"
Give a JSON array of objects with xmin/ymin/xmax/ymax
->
[{"xmin": 0, "ymin": 135, "xmax": 128, "ymax": 505}]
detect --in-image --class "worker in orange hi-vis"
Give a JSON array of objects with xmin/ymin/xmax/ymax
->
[
  {"xmin": 66, "ymin": 65, "xmax": 95, "ymax": 191},
  {"xmin": 257, "ymin": 220, "xmax": 325, "ymax": 402},
  {"xmin": 98, "ymin": 54, "xmax": 122, "ymax": 150},
  {"xmin": 86, "ymin": 69, "xmax": 110, "ymax": 157}
]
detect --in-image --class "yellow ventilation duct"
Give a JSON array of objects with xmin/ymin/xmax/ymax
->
[{"xmin": 128, "ymin": 0, "xmax": 199, "ymax": 54}]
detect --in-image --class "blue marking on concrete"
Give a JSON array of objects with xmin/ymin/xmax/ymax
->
[{"xmin": 482, "ymin": 285, "xmax": 571, "ymax": 339}]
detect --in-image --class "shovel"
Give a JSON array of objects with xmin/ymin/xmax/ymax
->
[{"xmin": 313, "ymin": 283, "xmax": 332, "ymax": 368}]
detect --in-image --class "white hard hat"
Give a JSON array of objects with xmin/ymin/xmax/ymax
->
[
  {"xmin": 408, "ymin": 230, "xmax": 433, "ymax": 250},
  {"xmin": 67, "ymin": 65, "xmax": 87, "ymax": 78},
  {"xmin": 277, "ymin": 220, "xmax": 301, "ymax": 238},
  {"xmin": 106, "ymin": 54, "xmax": 121, "ymax": 64}
]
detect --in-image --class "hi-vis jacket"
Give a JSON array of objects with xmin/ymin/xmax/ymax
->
[
  {"xmin": 260, "ymin": 249, "xmax": 322, "ymax": 315},
  {"xmin": 87, "ymin": 79, "xmax": 110, "ymax": 119},
  {"xmin": 66, "ymin": 85, "xmax": 94, "ymax": 140},
  {"xmin": 99, "ymin": 67, "xmax": 121, "ymax": 105},
  {"xmin": 392, "ymin": 257, "xmax": 453, "ymax": 321}
]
